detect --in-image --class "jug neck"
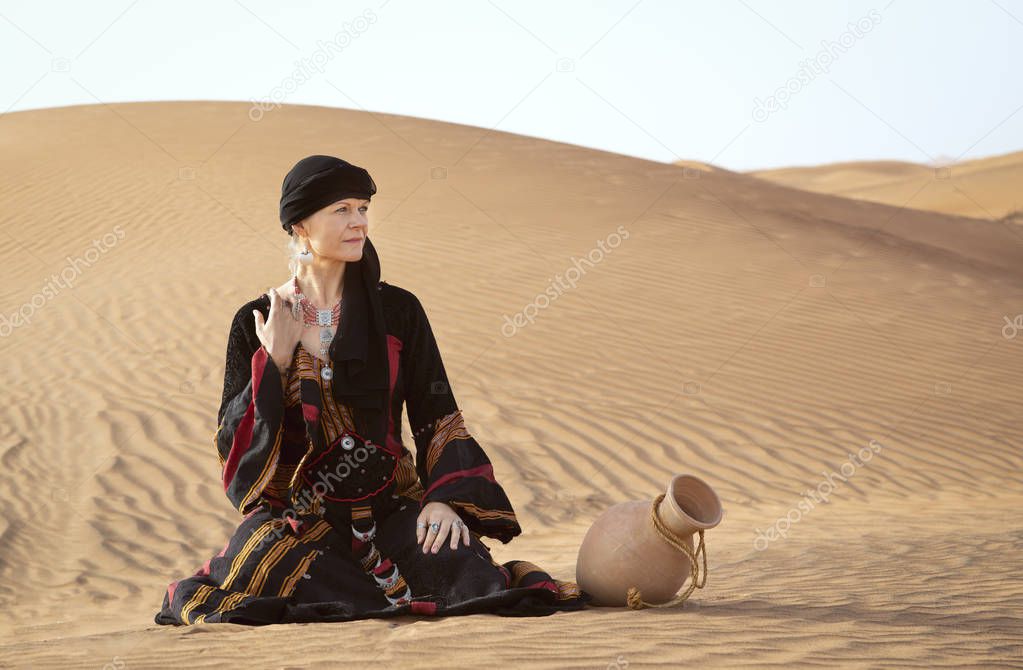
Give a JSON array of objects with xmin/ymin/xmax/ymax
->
[{"xmin": 658, "ymin": 475, "xmax": 722, "ymax": 539}]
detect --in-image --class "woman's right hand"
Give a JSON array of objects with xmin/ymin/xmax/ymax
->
[{"xmin": 253, "ymin": 287, "xmax": 303, "ymax": 372}]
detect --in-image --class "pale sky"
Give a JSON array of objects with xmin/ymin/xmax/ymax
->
[{"xmin": 2, "ymin": 0, "xmax": 1021, "ymax": 171}]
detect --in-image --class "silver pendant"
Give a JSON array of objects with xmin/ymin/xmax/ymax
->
[
  {"xmin": 317, "ymin": 309, "xmax": 332, "ymax": 326},
  {"xmin": 321, "ymin": 365, "xmax": 333, "ymax": 381}
]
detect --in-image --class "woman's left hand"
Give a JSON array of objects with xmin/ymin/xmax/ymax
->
[{"xmin": 417, "ymin": 501, "xmax": 470, "ymax": 553}]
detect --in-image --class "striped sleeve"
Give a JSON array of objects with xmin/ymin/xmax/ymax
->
[
  {"xmin": 213, "ymin": 306, "xmax": 286, "ymax": 515},
  {"xmin": 401, "ymin": 292, "xmax": 522, "ymax": 544}
]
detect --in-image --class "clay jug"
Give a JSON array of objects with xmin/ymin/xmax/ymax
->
[{"xmin": 575, "ymin": 474, "xmax": 722, "ymax": 608}]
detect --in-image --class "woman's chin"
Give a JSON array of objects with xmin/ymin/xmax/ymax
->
[{"xmin": 326, "ymin": 248, "xmax": 364, "ymax": 262}]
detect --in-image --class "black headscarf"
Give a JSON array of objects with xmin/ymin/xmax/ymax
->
[
  {"xmin": 280, "ymin": 155, "xmax": 377, "ymax": 234},
  {"xmin": 279, "ymin": 155, "xmax": 390, "ymax": 446}
]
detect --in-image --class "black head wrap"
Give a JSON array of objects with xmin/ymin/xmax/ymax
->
[
  {"xmin": 279, "ymin": 155, "xmax": 377, "ymax": 234},
  {"xmin": 275, "ymin": 154, "xmax": 390, "ymax": 447}
]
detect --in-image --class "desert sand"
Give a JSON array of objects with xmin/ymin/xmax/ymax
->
[
  {"xmin": 751, "ymin": 151, "xmax": 1023, "ymax": 221},
  {"xmin": 1, "ymin": 101, "xmax": 1020, "ymax": 668}
]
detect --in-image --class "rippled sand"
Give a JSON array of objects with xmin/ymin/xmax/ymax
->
[{"xmin": 1, "ymin": 101, "xmax": 1020, "ymax": 668}]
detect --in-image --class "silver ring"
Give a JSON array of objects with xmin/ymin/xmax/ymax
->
[
  {"xmin": 416, "ymin": 522, "xmax": 427, "ymax": 529},
  {"xmin": 430, "ymin": 522, "xmax": 440, "ymax": 531}
]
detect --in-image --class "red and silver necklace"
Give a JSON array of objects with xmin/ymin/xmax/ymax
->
[{"xmin": 291, "ymin": 275, "xmax": 342, "ymax": 381}]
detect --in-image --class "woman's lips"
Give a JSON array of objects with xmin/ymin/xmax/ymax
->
[{"xmin": 343, "ymin": 238, "xmax": 363, "ymax": 243}]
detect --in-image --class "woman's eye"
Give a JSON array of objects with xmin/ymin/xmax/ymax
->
[{"xmin": 335, "ymin": 207, "xmax": 345, "ymax": 213}]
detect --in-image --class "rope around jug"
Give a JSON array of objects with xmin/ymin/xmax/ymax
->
[{"xmin": 625, "ymin": 492, "xmax": 708, "ymax": 610}]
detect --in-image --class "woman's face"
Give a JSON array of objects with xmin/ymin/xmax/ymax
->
[{"xmin": 299, "ymin": 197, "xmax": 370, "ymax": 261}]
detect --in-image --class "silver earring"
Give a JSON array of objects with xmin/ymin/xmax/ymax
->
[{"xmin": 297, "ymin": 247, "xmax": 313, "ymax": 265}]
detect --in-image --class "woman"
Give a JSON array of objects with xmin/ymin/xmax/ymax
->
[{"xmin": 155, "ymin": 155, "xmax": 590, "ymax": 625}]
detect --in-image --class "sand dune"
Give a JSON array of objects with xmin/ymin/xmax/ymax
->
[
  {"xmin": 1, "ymin": 101, "xmax": 1021, "ymax": 668},
  {"xmin": 751, "ymin": 151, "xmax": 1023, "ymax": 220},
  {"xmin": 672, "ymin": 159, "xmax": 737, "ymax": 175}
]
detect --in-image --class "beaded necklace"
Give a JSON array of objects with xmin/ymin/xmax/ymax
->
[{"xmin": 291, "ymin": 275, "xmax": 342, "ymax": 381}]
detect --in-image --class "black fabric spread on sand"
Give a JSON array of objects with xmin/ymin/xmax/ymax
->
[{"xmin": 155, "ymin": 275, "xmax": 590, "ymax": 626}]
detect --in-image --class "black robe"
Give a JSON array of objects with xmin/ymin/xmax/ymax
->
[{"xmin": 154, "ymin": 280, "xmax": 590, "ymax": 625}]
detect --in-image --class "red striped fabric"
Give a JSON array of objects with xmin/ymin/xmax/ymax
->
[{"xmin": 221, "ymin": 347, "xmax": 270, "ymax": 491}]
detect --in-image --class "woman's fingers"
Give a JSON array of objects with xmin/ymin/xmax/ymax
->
[
  {"xmin": 419, "ymin": 516, "xmax": 452, "ymax": 554},
  {"xmin": 252, "ymin": 310, "xmax": 266, "ymax": 346},
  {"xmin": 429, "ymin": 518, "xmax": 453, "ymax": 554},
  {"xmin": 450, "ymin": 521, "xmax": 461, "ymax": 550},
  {"xmin": 270, "ymin": 287, "xmax": 284, "ymax": 318},
  {"xmin": 416, "ymin": 511, "xmax": 427, "ymax": 545},
  {"xmin": 420, "ymin": 522, "xmax": 436, "ymax": 553},
  {"xmin": 267, "ymin": 288, "xmax": 298, "ymax": 328},
  {"xmin": 415, "ymin": 506, "xmax": 467, "ymax": 553},
  {"xmin": 271, "ymin": 287, "xmax": 292, "ymax": 321}
]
